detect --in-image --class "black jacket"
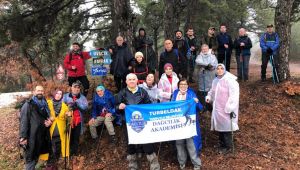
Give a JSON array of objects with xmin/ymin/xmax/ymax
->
[
  {"xmin": 216, "ymin": 33, "xmax": 233, "ymax": 55},
  {"xmin": 110, "ymin": 42, "xmax": 134, "ymax": 77},
  {"xmin": 185, "ymin": 36, "xmax": 198, "ymax": 55},
  {"xmin": 19, "ymin": 99, "xmax": 51, "ymax": 162},
  {"xmin": 159, "ymin": 49, "xmax": 186, "ymax": 78},
  {"xmin": 131, "ymin": 60, "xmax": 148, "ymax": 83},
  {"xmin": 134, "ymin": 36, "xmax": 157, "ymax": 73},
  {"xmin": 174, "ymin": 38, "xmax": 189, "ymax": 57},
  {"xmin": 115, "ymin": 87, "xmax": 152, "ymax": 114}
]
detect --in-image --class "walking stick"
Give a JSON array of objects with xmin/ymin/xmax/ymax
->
[
  {"xmin": 202, "ymin": 69, "xmax": 208, "ymax": 146},
  {"xmin": 270, "ymin": 55, "xmax": 279, "ymax": 83},
  {"xmin": 95, "ymin": 121, "xmax": 105, "ymax": 158},
  {"xmin": 67, "ymin": 111, "xmax": 73, "ymax": 166},
  {"xmin": 230, "ymin": 112, "xmax": 236, "ymax": 155},
  {"xmin": 224, "ymin": 50, "xmax": 227, "ymax": 68}
]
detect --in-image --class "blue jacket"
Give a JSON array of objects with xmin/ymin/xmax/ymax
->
[
  {"xmin": 63, "ymin": 93, "xmax": 88, "ymax": 134},
  {"xmin": 216, "ymin": 33, "xmax": 233, "ymax": 55},
  {"xmin": 234, "ymin": 35, "xmax": 252, "ymax": 56},
  {"xmin": 171, "ymin": 88, "xmax": 203, "ymax": 153},
  {"xmin": 259, "ymin": 32, "xmax": 280, "ymax": 55},
  {"xmin": 92, "ymin": 90, "xmax": 115, "ymax": 119}
]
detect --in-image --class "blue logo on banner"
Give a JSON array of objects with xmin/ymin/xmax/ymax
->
[
  {"xmin": 129, "ymin": 111, "xmax": 147, "ymax": 133},
  {"xmin": 91, "ymin": 66, "xmax": 107, "ymax": 76}
]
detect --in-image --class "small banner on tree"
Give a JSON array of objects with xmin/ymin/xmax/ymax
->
[
  {"xmin": 125, "ymin": 99, "xmax": 197, "ymax": 144},
  {"xmin": 89, "ymin": 49, "xmax": 112, "ymax": 76}
]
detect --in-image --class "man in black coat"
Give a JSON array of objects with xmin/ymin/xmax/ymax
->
[
  {"xmin": 173, "ymin": 30, "xmax": 189, "ymax": 78},
  {"xmin": 19, "ymin": 85, "xmax": 53, "ymax": 170},
  {"xmin": 216, "ymin": 24, "xmax": 233, "ymax": 72},
  {"xmin": 134, "ymin": 28, "xmax": 157, "ymax": 73},
  {"xmin": 115, "ymin": 73, "xmax": 160, "ymax": 170},
  {"xmin": 159, "ymin": 39, "xmax": 186, "ymax": 78},
  {"xmin": 109, "ymin": 36, "xmax": 134, "ymax": 92}
]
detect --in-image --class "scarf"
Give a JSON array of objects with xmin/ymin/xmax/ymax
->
[
  {"xmin": 32, "ymin": 96, "xmax": 50, "ymax": 117},
  {"xmin": 52, "ymin": 99, "xmax": 62, "ymax": 116}
]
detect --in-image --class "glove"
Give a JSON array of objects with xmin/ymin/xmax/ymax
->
[
  {"xmin": 69, "ymin": 102, "xmax": 78, "ymax": 111},
  {"xmin": 267, "ymin": 48, "xmax": 273, "ymax": 54},
  {"xmin": 230, "ymin": 112, "xmax": 236, "ymax": 119}
]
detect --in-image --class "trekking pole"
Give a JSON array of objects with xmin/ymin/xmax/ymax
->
[
  {"xmin": 95, "ymin": 121, "xmax": 105, "ymax": 158},
  {"xmin": 67, "ymin": 111, "xmax": 73, "ymax": 166},
  {"xmin": 224, "ymin": 50, "xmax": 227, "ymax": 68},
  {"xmin": 269, "ymin": 56, "xmax": 276, "ymax": 84},
  {"xmin": 270, "ymin": 55, "xmax": 279, "ymax": 83},
  {"xmin": 157, "ymin": 142, "xmax": 162, "ymax": 159},
  {"xmin": 230, "ymin": 112, "xmax": 236, "ymax": 155},
  {"xmin": 202, "ymin": 69, "xmax": 207, "ymax": 146}
]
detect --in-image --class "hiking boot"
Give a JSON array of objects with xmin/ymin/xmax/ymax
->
[
  {"xmin": 179, "ymin": 164, "xmax": 186, "ymax": 170},
  {"xmin": 127, "ymin": 154, "xmax": 138, "ymax": 170},
  {"xmin": 146, "ymin": 153, "xmax": 160, "ymax": 170}
]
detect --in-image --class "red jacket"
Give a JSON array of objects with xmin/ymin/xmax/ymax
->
[{"xmin": 63, "ymin": 51, "xmax": 91, "ymax": 77}]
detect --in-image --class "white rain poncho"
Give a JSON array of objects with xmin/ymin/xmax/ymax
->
[
  {"xmin": 206, "ymin": 64, "xmax": 239, "ymax": 132},
  {"xmin": 195, "ymin": 52, "xmax": 218, "ymax": 92}
]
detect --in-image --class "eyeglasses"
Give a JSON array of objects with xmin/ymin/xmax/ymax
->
[{"xmin": 179, "ymin": 83, "xmax": 188, "ymax": 86}]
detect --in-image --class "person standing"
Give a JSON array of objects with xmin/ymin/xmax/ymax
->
[
  {"xmin": 185, "ymin": 27, "xmax": 199, "ymax": 83},
  {"xmin": 234, "ymin": 27, "xmax": 252, "ymax": 81},
  {"xmin": 131, "ymin": 51, "xmax": 148, "ymax": 84},
  {"xmin": 216, "ymin": 24, "xmax": 233, "ymax": 71},
  {"xmin": 159, "ymin": 39, "xmax": 186, "ymax": 78},
  {"xmin": 201, "ymin": 27, "xmax": 218, "ymax": 54},
  {"xmin": 174, "ymin": 30, "xmax": 189, "ymax": 78},
  {"xmin": 134, "ymin": 28, "xmax": 157, "ymax": 73},
  {"xmin": 171, "ymin": 79, "xmax": 203, "ymax": 170},
  {"xmin": 19, "ymin": 85, "xmax": 52, "ymax": 170},
  {"xmin": 89, "ymin": 85, "xmax": 117, "ymax": 144},
  {"xmin": 206, "ymin": 64, "xmax": 239, "ymax": 154},
  {"xmin": 63, "ymin": 81, "xmax": 88, "ymax": 156},
  {"xmin": 195, "ymin": 44, "xmax": 218, "ymax": 107},
  {"xmin": 109, "ymin": 36, "xmax": 134, "ymax": 92},
  {"xmin": 47, "ymin": 88, "xmax": 70, "ymax": 167},
  {"xmin": 259, "ymin": 24, "xmax": 280, "ymax": 82},
  {"xmin": 115, "ymin": 73, "xmax": 160, "ymax": 170},
  {"xmin": 158, "ymin": 63, "xmax": 180, "ymax": 102},
  {"xmin": 63, "ymin": 42, "xmax": 91, "ymax": 96}
]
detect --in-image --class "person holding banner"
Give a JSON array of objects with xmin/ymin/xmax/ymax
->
[
  {"xmin": 89, "ymin": 85, "xmax": 117, "ymax": 144},
  {"xmin": 131, "ymin": 51, "xmax": 148, "ymax": 84},
  {"xmin": 205, "ymin": 64, "xmax": 239, "ymax": 154},
  {"xmin": 115, "ymin": 73, "xmax": 160, "ymax": 170},
  {"xmin": 171, "ymin": 79, "xmax": 203, "ymax": 170},
  {"xmin": 139, "ymin": 73, "xmax": 161, "ymax": 103},
  {"xmin": 158, "ymin": 63, "xmax": 179, "ymax": 102}
]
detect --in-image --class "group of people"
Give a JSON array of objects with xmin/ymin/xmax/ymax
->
[{"xmin": 19, "ymin": 23, "xmax": 280, "ymax": 170}]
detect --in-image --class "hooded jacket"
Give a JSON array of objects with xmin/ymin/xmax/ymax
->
[
  {"xmin": 195, "ymin": 52, "xmax": 218, "ymax": 92},
  {"xmin": 206, "ymin": 64, "xmax": 239, "ymax": 132},
  {"xmin": 158, "ymin": 72, "xmax": 179, "ymax": 102}
]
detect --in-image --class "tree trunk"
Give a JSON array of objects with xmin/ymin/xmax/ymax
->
[
  {"xmin": 274, "ymin": 0, "xmax": 294, "ymax": 81},
  {"xmin": 163, "ymin": 0, "xmax": 182, "ymax": 39},
  {"xmin": 111, "ymin": 0, "xmax": 133, "ymax": 50}
]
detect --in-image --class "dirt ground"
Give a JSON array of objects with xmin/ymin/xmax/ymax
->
[{"xmin": 0, "ymin": 62, "xmax": 299, "ymax": 170}]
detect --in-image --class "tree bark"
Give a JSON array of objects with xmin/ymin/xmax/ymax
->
[
  {"xmin": 163, "ymin": 0, "xmax": 182, "ymax": 39},
  {"xmin": 274, "ymin": 0, "xmax": 294, "ymax": 81},
  {"xmin": 111, "ymin": 0, "xmax": 134, "ymax": 49}
]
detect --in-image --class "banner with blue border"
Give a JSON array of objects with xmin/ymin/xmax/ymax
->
[{"xmin": 125, "ymin": 99, "xmax": 197, "ymax": 144}]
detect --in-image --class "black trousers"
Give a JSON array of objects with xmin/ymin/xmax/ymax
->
[
  {"xmin": 114, "ymin": 75, "xmax": 126, "ymax": 92},
  {"xmin": 70, "ymin": 124, "xmax": 81, "ymax": 156},
  {"xmin": 48, "ymin": 136, "xmax": 61, "ymax": 164},
  {"xmin": 68, "ymin": 76, "xmax": 90, "ymax": 96},
  {"xmin": 219, "ymin": 132, "xmax": 232, "ymax": 149},
  {"xmin": 217, "ymin": 52, "xmax": 232, "ymax": 72},
  {"xmin": 261, "ymin": 52, "xmax": 279, "ymax": 81}
]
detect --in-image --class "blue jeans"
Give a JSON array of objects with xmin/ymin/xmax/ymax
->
[{"xmin": 236, "ymin": 55, "xmax": 250, "ymax": 80}]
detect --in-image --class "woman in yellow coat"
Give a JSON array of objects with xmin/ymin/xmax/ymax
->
[{"xmin": 47, "ymin": 89, "xmax": 70, "ymax": 164}]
